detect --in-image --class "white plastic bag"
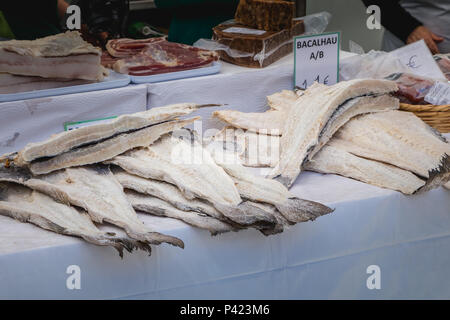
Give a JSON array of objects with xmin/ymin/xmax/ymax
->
[
  {"xmin": 295, "ymin": 11, "xmax": 332, "ymax": 35},
  {"xmin": 339, "ymin": 50, "xmax": 411, "ymax": 81}
]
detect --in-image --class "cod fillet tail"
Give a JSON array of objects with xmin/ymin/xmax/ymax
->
[
  {"xmin": 125, "ymin": 227, "xmax": 185, "ymax": 249},
  {"xmin": 272, "ymin": 174, "xmax": 291, "ymax": 188},
  {"xmin": 83, "ymin": 235, "xmax": 153, "ymax": 258},
  {"xmin": 418, "ymin": 154, "xmax": 450, "ymax": 193},
  {"xmin": 275, "ymin": 198, "xmax": 334, "ymax": 223}
]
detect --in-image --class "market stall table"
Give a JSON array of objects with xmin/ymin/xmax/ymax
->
[
  {"xmin": 0, "ymin": 52, "xmax": 449, "ymax": 299},
  {"xmin": 0, "ymin": 151, "xmax": 448, "ymax": 299}
]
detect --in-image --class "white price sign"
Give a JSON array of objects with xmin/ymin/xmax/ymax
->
[
  {"xmin": 390, "ymin": 40, "xmax": 446, "ymax": 80},
  {"xmin": 294, "ymin": 32, "xmax": 340, "ymax": 89}
]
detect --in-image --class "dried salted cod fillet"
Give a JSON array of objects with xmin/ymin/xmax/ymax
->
[
  {"xmin": 147, "ymin": 135, "xmax": 242, "ymax": 205},
  {"xmin": 212, "ymin": 90, "xmax": 299, "ymax": 135},
  {"xmin": 0, "ymin": 182, "xmax": 152, "ymax": 257},
  {"xmin": 212, "ymin": 121, "xmax": 428, "ymax": 195},
  {"xmin": 333, "ymin": 110, "xmax": 450, "ymax": 190},
  {"xmin": 126, "ymin": 190, "xmax": 237, "ymax": 236},
  {"xmin": 307, "ymin": 94, "xmax": 399, "ymax": 158},
  {"xmin": 212, "ymin": 94, "xmax": 398, "ymax": 169},
  {"xmin": 108, "ymin": 155, "xmax": 277, "ymax": 229},
  {"xmin": 213, "ymin": 109, "xmax": 284, "ymax": 135},
  {"xmin": 268, "ymin": 79, "xmax": 398, "ymax": 187},
  {"xmin": 244, "ymin": 201, "xmax": 290, "ymax": 236},
  {"xmin": 212, "ymin": 127, "xmax": 280, "ymax": 167},
  {"xmin": 109, "ymin": 147, "xmax": 240, "ymax": 205},
  {"xmin": 267, "ymin": 90, "xmax": 300, "ymax": 111},
  {"xmin": 0, "ymin": 164, "xmax": 184, "ymax": 248},
  {"xmin": 206, "ymin": 141, "xmax": 333, "ymax": 223},
  {"xmin": 18, "ymin": 103, "xmax": 215, "ymax": 164},
  {"xmin": 304, "ymin": 144, "xmax": 426, "ymax": 195},
  {"xmin": 113, "ymin": 168, "xmax": 231, "ymax": 223},
  {"xmin": 26, "ymin": 117, "xmax": 199, "ymax": 175},
  {"xmin": 107, "ymin": 135, "xmax": 277, "ymax": 228},
  {"xmin": 147, "ymin": 134, "xmax": 283, "ymax": 228}
]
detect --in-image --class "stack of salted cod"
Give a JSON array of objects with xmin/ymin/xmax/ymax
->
[
  {"xmin": 212, "ymin": 79, "xmax": 450, "ymax": 194},
  {"xmin": 0, "ymin": 103, "xmax": 219, "ymax": 256},
  {"xmin": 0, "ymin": 102, "xmax": 333, "ymax": 255},
  {"xmin": 307, "ymin": 110, "xmax": 450, "ymax": 193},
  {"xmin": 107, "ymin": 132, "xmax": 332, "ymax": 236}
]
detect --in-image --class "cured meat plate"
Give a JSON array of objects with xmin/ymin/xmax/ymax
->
[
  {"xmin": 130, "ymin": 61, "xmax": 221, "ymax": 84},
  {"xmin": 0, "ymin": 70, "xmax": 130, "ymax": 103}
]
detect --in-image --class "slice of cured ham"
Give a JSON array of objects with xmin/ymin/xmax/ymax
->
[
  {"xmin": 106, "ymin": 37, "xmax": 166, "ymax": 58},
  {"xmin": 101, "ymin": 51, "xmax": 120, "ymax": 69},
  {"xmin": 103, "ymin": 38, "xmax": 218, "ymax": 76}
]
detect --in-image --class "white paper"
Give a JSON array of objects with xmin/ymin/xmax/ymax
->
[
  {"xmin": 222, "ymin": 27, "xmax": 266, "ymax": 36},
  {"xmin": 294, "ymin": 32, "xmax": 340, "ymax": 89},
  {"xmin": 390, "ymin": 40, "xmax": 446, "ymax": 80},
  {"xmin": 424, "ymin": 81, "xmax": 450, "ymax": 105}
]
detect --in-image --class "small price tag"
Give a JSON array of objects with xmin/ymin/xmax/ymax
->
[
  {"xmin": 390, "ymin": 40, "xmax": 446, "ymax": 80},
  {"xmin": 424, "ymin": 81, "xmax": 450, "ymax": 105},
  {"xmin": 64, "ymin": 116, "xmax": 117, "ymax": 131},
  {"xmin": 294, "ymin": 31, "xmax": 340, "ymax": 89}
]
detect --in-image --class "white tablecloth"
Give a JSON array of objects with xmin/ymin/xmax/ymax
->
[
  {"xmin": 0, "ymin": 167, "xmax": 449, "ymax": 299},
  {"xmin": 0, "ymin": 54, "xmax": 449, "ymax": 299},
  {"xmin": 0, "ymin": 85, "xmax": 148, "ymax": 156}
]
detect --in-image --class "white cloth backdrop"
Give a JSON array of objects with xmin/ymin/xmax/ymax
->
[
  {"xmin": 0, "ymin": 84, "xmax": 148, "ymax": 156},
  {"xmin": 0, "ymin": 54, "xmax": 449, "ymax": 299}
]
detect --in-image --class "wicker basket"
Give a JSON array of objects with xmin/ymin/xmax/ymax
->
[{"xmin": 399, "ymin": 103, "xmax": 450, "ymax": 133}]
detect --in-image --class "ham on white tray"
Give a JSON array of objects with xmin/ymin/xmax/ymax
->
[{"xmin": 102, "ymin": 37, "xmax": 219, "ymax": 76}]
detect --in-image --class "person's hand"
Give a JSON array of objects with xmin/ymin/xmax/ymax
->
[{"xmin": 406, "ymin": 25, "xmax": 443, "ymax": 54}]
